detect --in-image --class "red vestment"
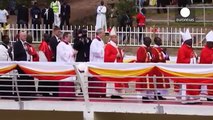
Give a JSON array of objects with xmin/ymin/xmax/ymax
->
[
  {"xmin": 104, "ymin": 42, "xmax": 128, "ymax": 90},
  {"xmin": 200, "ymin": 45, "xmax": 213, "ymax": 95},
  {"xmin": 39, "ymin": 40, "xmax": 53, "ymax": 62},
  {"xmin": 152, "ymin": 46, "xmax": 170, "ymax": 89},
  {"xmin": 176, "ymin": 44, "xmax": 200, "ymax": 95},
  {"xmin": 136, "ymin": 46, "xmax": 154, "ymax": 90},
  {"xmin": 27, "ymin": 44, "xmax": 39, "ymax": 62}
]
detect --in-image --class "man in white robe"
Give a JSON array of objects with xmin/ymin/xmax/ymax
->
[
  {"xmin": 89, "ymin": 28, "xmax": 106, "ymax": 97},
  {"xmin": 0, "ymin": 35, "xmax": 12, "ymax": 61},
  {"xmin": 95, "ymin": 1, "xmax": 107, "ymax": 32},
  {"xmin": 56, "ymin": 32, "xmax": 76, "ymax": 99},
  {"xmin": 89, "ymin": 28, "xmax": 105, "ymax": 62},
  {"xmin": 57, "ymin": 32, "xmax": 75, "ymax": 62}
]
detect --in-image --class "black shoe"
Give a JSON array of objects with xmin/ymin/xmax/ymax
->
[
  {"xmin": 111, "ymin": 95, "xmax": 123, "ymax": 99},
  {"xmin": 142, "ymin": 96, "xmax": 153, "ymax": 102},
  {"xmin": 154, "ymin": 93, "xmax": 166, "ymax": 100},
  {"xmin": 207, "ymin": 98, "xmax": 213, "ymax": 101}
]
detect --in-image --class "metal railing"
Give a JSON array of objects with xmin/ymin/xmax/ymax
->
[
  {"xmin": 1, "ymin": 24, "xmax": 208, "ymax": 48},
  {"xmin": 0, "ymin": 63, "xmax": 212, "ymax": 104}
]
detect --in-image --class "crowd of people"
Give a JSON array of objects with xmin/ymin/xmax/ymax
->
[{"xmin": 0, "ymin": 0, "xmax": 70, "ymax": 30}]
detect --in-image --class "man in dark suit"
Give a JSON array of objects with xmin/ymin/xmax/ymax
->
[
  {"xmin": 48, "ymin": 26, "xmax": 61, "ymax": 97},
  {"xmin": 14, "ymin": 31, "xmax": 28, "ymax": 61},
  {"xmin": 73, "ymin": 28, "xmax": 91, "ymax": 62},
  {"xmin": 42, "ymin": 3, "xmax": 54, "ymax": 34},
  {"xmin": 60, "ymin": 1, "xmax": 70, "ymax": 29},
  {"xmin": 49, "ymin": 26, "xmax": 61, "ymax": 62},
  {"xmin": 17, "ymin": 4, "xmax": 29, "ymax": 28},
  {"xmin": 13, "ymin": 30, "xmax": 35, "ymax": 100},
  {"xmin": 30, "ymin": 2, "xmax": 41, "ymax": 39}
]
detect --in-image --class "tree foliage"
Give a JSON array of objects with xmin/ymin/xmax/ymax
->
[{"xmin": 115, "ymin": 0, "xmax": 136, "ymax": 16}]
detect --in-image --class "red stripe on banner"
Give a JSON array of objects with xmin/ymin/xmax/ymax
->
[
  {"xmin": 18, "ymin": 65, "xmax": 76, "ymax": 80},
  {"xmin": 157, "ymin": 67, "xmax": 213, "ymax": 83},
  {"xmin": 88, "ymin": 69, "xmax": 148, "ymax": 82}
]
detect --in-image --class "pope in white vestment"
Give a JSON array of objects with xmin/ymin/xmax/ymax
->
[{"xmin": 95, "ymin": 1, "xmax": 107, "ymax": 32}]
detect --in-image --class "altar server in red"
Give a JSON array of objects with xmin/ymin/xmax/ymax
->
[{"xmin": 200, "ymin": 31, "xmax": 213, "ymax": 101}]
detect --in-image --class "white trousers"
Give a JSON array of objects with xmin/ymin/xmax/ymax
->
[{"xmin": 54, "ymin": 14, "xmax": 61, "ymax": 27}]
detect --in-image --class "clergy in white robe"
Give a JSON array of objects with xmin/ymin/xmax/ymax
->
[
  {"xmin": 89, "ymin": 28, "xmax": 105, "ymax": 62},
  {"xmin": 95, "ymin": 1, "xmax": 107, "ymax": 32},
  {"xmin": 56, "ymin": 32, "xmax": 76, "ymax": 99},
  {"xmin": 0, "ymin": 35, "xmax": 12, "ymax": 61},
  {"xmin": 89, "ymin": 28, "xmax": 106, "ymax": 97}
]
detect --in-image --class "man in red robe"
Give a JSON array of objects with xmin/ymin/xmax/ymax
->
[
  {"xmin": 151, "ymin": 37, "xmax": 169, "ymax": 100},
  {"xmin": 38, "ymin": 33, "xmax": 53, "ymax": 61},
  {"xmin": 136, "ymin": 37, "xmax": 154, "ymax": 101},
  {"xmin": 177, "ymin": 29, "xmax": 200, "ymax": 104},
  {"xmin": 200, "ymin": 31, "xmax": 213, "ymax": 101},
  {"xmin": 104, "ymin": 27, "xmax": 127, "ymax": 99}
]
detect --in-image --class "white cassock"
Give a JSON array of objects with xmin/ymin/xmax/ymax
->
[
  {"xmin": 56, "ymin": 41, "xmax": 75, "ymax": 63},
  {"xmin": 57, "ymin": 41, "xmax": 75, "ymax": 81},
  {"xmin": 89, "ymin": 38, "xmax": 105, "ymax": 62},
  {"xmin": 95, "ymin": 5, "xmax": 107, "ymax": 31},
  {"xmin": 56, "ymin": 41, "xmax": 76, "ymax": 97},
  {"xmin": 0, "ymin": 44, "xmax": 11, "ymax": 61}
]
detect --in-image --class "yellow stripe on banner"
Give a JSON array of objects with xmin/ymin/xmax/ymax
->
[
  {"xmin": 89, "ymin": 66, "xmax": 154, "ymax": 77},
  {"xmin": 0, "ymin": 64, "xmax": 17, "ymax": 74},
  {"xmin": 19, "ymin": 65, "xmax": 76, "ymax": 75},
  {"xmin": 159, "ymin": 67, "xmax": 213, "ymax": 78}
]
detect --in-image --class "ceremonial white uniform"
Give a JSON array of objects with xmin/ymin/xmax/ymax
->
[
  {"xmin": 56, "ymin": 41, "xmax": 75, "ymax": 63},
  {"xmin": 95, "ymin": 5, "xmax": 107, "ymax": 31},
  {"xmin": 56, "ymin": 41, "xmax": 76, "ymax": 98},
  {"xmin": 0, "ymin": 9, "xmax": 9, "ymax": 24},
  {"xmin": 89, "ymin": 37, "xmax": 105, "ymax": 62},
  {"xmin": 0, "ymin": 44, "xmax": 11, "ymax": 61}
]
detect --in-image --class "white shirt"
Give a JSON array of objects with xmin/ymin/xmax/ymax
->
[
  {"xmin": 97, "ymin": 5, "xmax": 107, "ymax": 14},
  {"xmin": 56, "ymin": 41, "xmax": 75, "ymax": 63},
  {"xmin": 0, "ymin": 44, "xmax": 11, "ymax": 61},
  {"xmin": 0, "ymin": 9, "xmax": 8, "ymax": 23},
  {"xmin": 89, "ymin": 37, "xmax": 105, "ymax": 62}
]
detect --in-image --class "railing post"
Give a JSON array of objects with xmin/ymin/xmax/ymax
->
[
  {"xmin": 13, "ymin": 70, "xmax": 24, "ymax": 110},
  {"xmin": 73, "ymin": 64, "xmax": 91, "ymax": 113},
  {"xmin": 153, "ymin": 75, "xmax": 164, "ymax": 114}
]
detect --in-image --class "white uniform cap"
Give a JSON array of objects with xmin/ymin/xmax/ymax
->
[
  {"xmin": 206, "ymin": 30, "xmax": 213, "ymax": 42},
  {"xmin": 180, "ymin": 29, "xmax": 192, "ymax": 42}
]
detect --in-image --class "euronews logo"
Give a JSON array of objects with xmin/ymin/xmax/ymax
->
[{"xmin": 176, "ymin": 7, "xmax": 195, "ymax": 22}]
